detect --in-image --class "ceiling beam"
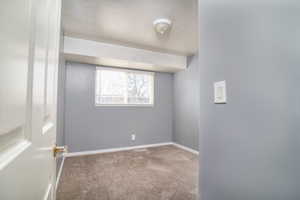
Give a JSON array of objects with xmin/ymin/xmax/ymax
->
[{"xmin": 63, "ymin": 37, "xmax": 187, "ymax": 72}]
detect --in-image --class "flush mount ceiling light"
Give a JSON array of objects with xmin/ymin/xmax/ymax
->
[{"xmin": 153, "ymin": 18, "xmax": 172, "ymax": 35}]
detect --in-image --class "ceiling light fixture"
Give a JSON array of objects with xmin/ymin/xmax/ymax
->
[{"xmin": 153, "ymin": 18, "xmax": 172, "ymax": 35}]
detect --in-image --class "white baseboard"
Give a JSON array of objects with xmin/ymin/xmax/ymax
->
[
  {"xmin": 65, "ymin": 142, "xmax": 173, "ymax": 157},
  {"xmin": 171, "ymin": 143, "xmax": 199, "ymax": 155},
  {"xmin": 55, "ymin": 156, "xmax": 65, "ymax": 191},
  {"xmin": 64, "ymin": 142, "xmax": 198, "ymax": 158}
]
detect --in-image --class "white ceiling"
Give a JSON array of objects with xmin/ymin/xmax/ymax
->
[{"xmin": 62, "ymin": 0, "xmax": 198, "ymax": 56}]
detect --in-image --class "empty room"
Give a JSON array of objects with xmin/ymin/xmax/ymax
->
[
  {"xmin": 56, "ymin": 0, "xmax": 199, "ymax": 199},
  {"xmin": 1, "ymin": 0, "xmax": 300, "ymax": 200},
  {"xmin": 55, "ymin": 1, "xmax": 199, "ymax": 199}
]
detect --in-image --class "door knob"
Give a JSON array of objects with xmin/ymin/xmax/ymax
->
[{"xmin": 53, "ymin": 145, "xmax": 68, "ymax": 157}]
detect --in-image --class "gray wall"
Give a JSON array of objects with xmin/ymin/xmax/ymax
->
[
  {"xmin": 56, "ymin": 29, "xmax": 65, "ymax": 175},
  {"xmin": 64, "ymin": 62, "xmax": 173, "ymax": 152},
  {"xmin": 56, "ymin": 35, "xmax": 65, "ymax": 148},
  {"xmin": 198, "ymin": 0, "xmax": 300, "ymax": 200},
  {"xmin": 173, "ymin": 55, "xmax": 199, "ymax": 150}
]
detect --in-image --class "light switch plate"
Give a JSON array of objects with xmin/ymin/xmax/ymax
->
[
  {"xmin": 131, "ymin": 134, "xmax": 136, "ymax": 141},
  {"xmin": 214, "ymin": 81, "xmax": 227, "ymax": 104}
]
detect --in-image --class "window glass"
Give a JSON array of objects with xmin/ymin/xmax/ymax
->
[{"xmin": 96, "ymin": 68, "xmax": 154, "ymax": 106}]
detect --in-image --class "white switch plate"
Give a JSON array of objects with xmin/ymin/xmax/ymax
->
[
  {"xmin": 214, "ymin": 81, "xmax": 227, "ymax": 104},
  {"xmin": 131, "ymin": 134, "xmax": 136, "ymax": 141}
]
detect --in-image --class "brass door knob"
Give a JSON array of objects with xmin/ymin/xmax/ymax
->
[{"xmin": 53, "ymin": 145, "xmax": 68, "ymax": 157}]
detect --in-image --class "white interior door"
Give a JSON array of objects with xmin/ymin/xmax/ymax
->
[{"xmin": 0, "ymin": 0, "xmax": 61, "ymax": 199}]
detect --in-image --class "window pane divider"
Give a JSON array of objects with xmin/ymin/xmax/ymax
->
[{"xmin": 124, "ymin": 71, "xmax": 128, "ymax": 104}]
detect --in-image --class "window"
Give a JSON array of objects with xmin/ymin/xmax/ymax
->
[{"xmin": 95, "ymin": 67, "xmax": 154, "ymax": 106}]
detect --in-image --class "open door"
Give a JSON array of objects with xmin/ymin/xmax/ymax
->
[{"xmin": 0, "ymin": 0, "xmax": 62, "ymax": 199}]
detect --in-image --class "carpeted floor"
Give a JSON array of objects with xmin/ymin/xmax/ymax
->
[{"xmin": 57, "ymin": 145, "xmax": 198, "ymax": 200}]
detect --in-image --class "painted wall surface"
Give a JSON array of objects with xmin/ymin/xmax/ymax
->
[
  {"xmin": 198, "ymin": 1, "xmax": 300, "ymax": 200},
  {"xmin": 173, "ymin": 55, "xmax": 199, "ymax": 150},
  {"xmin": 64, "ymin": 62, "xmax": 173, "ymax": 152},
  {"xmin": 56, "ymin": 35, "xmax": 65, "ymax": 148},
  {"xmin": 56, "ymin": 30, "xmax": 65, "ymax": 175}
]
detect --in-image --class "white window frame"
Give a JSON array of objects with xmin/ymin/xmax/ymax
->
[{"xmin": 95, "ymin": 67, "xmax": 155, "ymax": 107}]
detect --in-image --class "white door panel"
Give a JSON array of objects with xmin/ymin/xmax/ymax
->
[
  {"xmin": 0, "ymin": 0, "xmax": 61, "ymax": 199},
  {"xmin": 0, "ymin": 0, "xmax": 30, "ymax": 151}
]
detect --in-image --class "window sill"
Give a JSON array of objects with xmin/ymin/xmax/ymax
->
[{"xmin": 95, "ymin": 104, "xmax": 154, "ymax": 107}]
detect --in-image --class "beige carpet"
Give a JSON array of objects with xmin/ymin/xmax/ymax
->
[{"xmin": 57, "ymin": 145, "xmax": 198, "ymax": 200}]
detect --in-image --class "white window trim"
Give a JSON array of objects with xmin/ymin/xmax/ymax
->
[{"xmin": 95, "ymin": 67, "xmax": 155, "ymax": 107}]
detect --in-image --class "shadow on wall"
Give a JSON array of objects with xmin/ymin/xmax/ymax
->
[{"xmin": 174, "ymin": 55, "xmax": 199, "ymax": 151}]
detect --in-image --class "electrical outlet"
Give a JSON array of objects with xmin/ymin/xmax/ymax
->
[{"xmin": 131, "ymin": 134, "xmax": 136, "ymax": 141}]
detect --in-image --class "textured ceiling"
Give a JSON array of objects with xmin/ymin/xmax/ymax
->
[{"xmin": 62, "ymin": 0, "xmax": 198, "ymax": 56}]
